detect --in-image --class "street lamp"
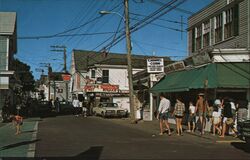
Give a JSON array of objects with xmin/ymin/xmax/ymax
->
[
  {"xmin": 99, "ymin": 11, "xmax": 125, "ymax": 22},
  {"xmin": 99, "ymin": 4, "xmax": 136, "ymax": 123}
]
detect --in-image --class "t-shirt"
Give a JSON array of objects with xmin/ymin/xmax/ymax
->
[
  {"xmin": 212, "ymin": 111, "xmax": 221, "ymax": 118},
  {"xmin": 158, "ymin": 98, "xmax": 170, "ymax": 113},
  {"xmin": 72, "ymin": 99, "xmax": 80, "ymax": 108},
  {"xmin": 189, "ymin": 105, "xmax": 195, "ymax": 114}
]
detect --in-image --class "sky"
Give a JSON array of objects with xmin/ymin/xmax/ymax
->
[{"xmin": 0, "ymin": 0, "xmax": 214, "ymax": 80}]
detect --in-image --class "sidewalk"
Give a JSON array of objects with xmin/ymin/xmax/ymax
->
[
  {"xmin": 0, "ymin": 118, "xmax": 39, "ymax": 158},
  {"xmin": 105, "ymin": 117, "xmax": 244, "ymax": 143}
]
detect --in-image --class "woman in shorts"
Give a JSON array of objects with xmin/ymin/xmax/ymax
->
[
  {"xmin": 174, "ymin": 97, "xmax": 185, "ymax": 136},
  {"xmin": 212, "ymin": 106, "xmax": 221, "ymax": 136}
]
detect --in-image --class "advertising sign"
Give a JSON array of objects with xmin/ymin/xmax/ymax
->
[
  {"xmin": 62, "ymin": 74, "xmax": 71, "ymax": 81},
  {"xmin": 84, "ymin": 84, "xmax": 119, "ymax": 93},
  {"xmin": 147, "ymin": 58, "xmax": 164, "ymax": 73}
]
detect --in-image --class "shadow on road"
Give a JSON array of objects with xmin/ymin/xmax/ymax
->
[
  {"xmin": 21, "ymin": 130, "xmax": 37, "ymax": 134},
  {"xmin": 74, "ymin": 146, "xmax": 103, "ymax": 160},
  {"xmin": 0, "ymin": 139, "xmax": 40, "ymax": 151},
  {"xmin": 231, "ymin": 142, "xmax": 250, "ymax": 153}
]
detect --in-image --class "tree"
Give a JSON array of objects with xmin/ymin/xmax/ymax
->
[{"xmin": 10, "ymin": 58, "xmax": 35, "ymax": 92}]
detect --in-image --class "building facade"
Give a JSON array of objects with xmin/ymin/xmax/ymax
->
[
  {"xmin": 187, "ymin": 0, "xmax": 250, "ymax": 100},
  {"xmin": 70, "ymin": 49, "xmax": 170, "ymax": 113},
  {"xmin": 0, "ymin": 12, "xmax": 17, "ymax": 111},
  {"xmin": 151, "ymin": 0, "xmax": 250, "ymax": 123}
]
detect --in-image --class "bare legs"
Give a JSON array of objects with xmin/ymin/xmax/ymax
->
[
  {"xmin": 176, "ymin": 118, "xmax": 183, "ymax": 135},
  {"xmin": 159, "ymin": 119, "xmax": 171, "ymax": 135}
]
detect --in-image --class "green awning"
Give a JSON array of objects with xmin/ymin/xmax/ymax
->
[
  {"xmin": 216, "ymin": 63, "xmax": 250, "ymax": 88},
  {"xmin": 150, "ymin": 63, "xmax": 250, "ymax": 93}
]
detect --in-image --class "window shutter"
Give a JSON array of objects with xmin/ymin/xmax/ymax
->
[
  {"xmin": 233, "ymin": 4, "xmax": 239, "ymax": 36},
  {"xmin": 192, "ymin": 28, "xmax": 196, "ymax": 52}
]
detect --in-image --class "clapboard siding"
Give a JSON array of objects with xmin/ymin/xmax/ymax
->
[{"xmin": 188, "ymin": 0, "xmax": 249, "ymax": 55}]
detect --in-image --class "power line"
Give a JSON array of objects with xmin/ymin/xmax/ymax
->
[
  {"xmin": 79, "ymin": 0, "xmax": 186, "ymax": 68},
  {"xmin": 17, "ymin": 31, "xmax": 119, "ymax": 40},
  {"xmin": 130, "ymin": 17, "xmax": 186, "ymax": 32},
  {"xmin": 103, "ymin": 0, "xmax": 187, "ymax": 52},
  {"xmin": 147, "ymin": 0, "xmax": 194, "ymax": 15},
  {"xmin": 130, "ymin": 12, "xmax": 187, "ymax": 25}
]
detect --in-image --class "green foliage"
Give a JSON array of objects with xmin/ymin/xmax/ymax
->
[{"xmin": 11, "ymin": 58, "xmax": 35, "ymax": 91}]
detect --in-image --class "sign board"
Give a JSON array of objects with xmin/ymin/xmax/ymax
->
[
  {"xmin": 84, "ymin": 84, "xmax": 119, "ymax": 93},
  {"xmin": 147, "ymin": 58, "xmax": 164, "ymax": 73},
  {"xmin": 62, "ymin": 74, "xmax": 71, "ymax": 81},
  {"xmin": 165, "ymin": 61, "xmax": 185, "ymax": 73},
  {"xmin": 192, "ymin": 52, "xmax": 211, "ymax": 66}
]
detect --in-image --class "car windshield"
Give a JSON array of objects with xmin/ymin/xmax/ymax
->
[{"xmin": 102, "ymin": 103, "xmax": 118, "ymax": 108}]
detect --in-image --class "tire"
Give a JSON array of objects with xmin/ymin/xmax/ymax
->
[
  {"xmin": 245, "ymin": 137, "xmax": 250, "ymax": 145},
  {"xmin": 101, "ymin": 112, "xmax": 106, "ymax": 118}
]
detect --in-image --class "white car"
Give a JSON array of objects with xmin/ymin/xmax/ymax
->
[{"xmin": 93, "ymin": 102, "xmax": 128, "ymax": 118}]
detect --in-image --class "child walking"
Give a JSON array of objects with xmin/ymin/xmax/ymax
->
[
  {"xmin": 12, "ymin": 114, "xmax": 23, "ymax": 135},
  {"xmin": 187, "ymin": 102, "xmax": 196, "ymax": 133}
]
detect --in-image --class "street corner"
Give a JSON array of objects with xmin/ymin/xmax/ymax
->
[{"xmin": 0, "ymin": 118, "xmax": 39, "ymax": 158}]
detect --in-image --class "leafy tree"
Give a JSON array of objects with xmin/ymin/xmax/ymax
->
[{"xmin": 10, "ymin": 58, "xmax": 35, "ymax": 92}]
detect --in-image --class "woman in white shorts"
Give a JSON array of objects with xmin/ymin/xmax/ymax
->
[{"xmin": 212, "ymin": 106, "xmax": 221, "ymax": 136}]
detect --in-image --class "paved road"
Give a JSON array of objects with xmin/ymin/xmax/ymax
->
[
  {"xmin": 35, "ymin": 115, "xmax": 250, "ymax": 159},
  {"xmin": 0, "ymin": 118, "xmax": 39, "ymax": 158}
]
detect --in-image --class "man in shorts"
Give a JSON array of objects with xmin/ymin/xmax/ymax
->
[
  {"xmin": 157, "ymin": 94, "xmax": 171, "ymax": 136},
  {"xmin": 195, "ymin": 93, "xmax": 207, "ymax": 135}
]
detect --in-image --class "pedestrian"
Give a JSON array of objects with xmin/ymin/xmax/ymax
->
[
  {"xmin": 212, "ymin": 105, "xmax": 221, "ymax": 136},
  {"xmin": 219, "ymin": 97, "xmax": 238, "ymax": 138},
  {"xmin": 156, "ymin": 93, "xmax": 171, "ymax": 136},
  {"xmin": 195, "ymin": 93, "xmax": 207, "ymax": 135},
  {"xmin": 236, "ymin": 99, "xmax": 248, "ymax": 122},
  {"xmin": 72, "ymin": 97, "xmax": 80, "ymax": 117},
  {"xmin": 54, "ymin": 97, "xmax": 60, "ymax": 113},
  {"xmin": 11, "ymin": 114, "xmax": 23, "ymax": 135},
  {"xmin": 173, "ymin": 97, "xmax": 185, "ymax": 136},
  {"xmin": 187, "ymin": 101, "xmax": 196, "ymax": 133}
]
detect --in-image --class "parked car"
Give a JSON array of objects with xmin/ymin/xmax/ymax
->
[
  {"xmin": 92, "ymin": 102, "xmax": 128, "ymax": 118},
  {"xmin": 31, "ymin": 100, "xmax": 54, "ymax": 116},
  {"xmin": 59, "ymin": 101, "xmax": 74, "ymax": 114},
  {"xmin": 238, "ymin": 119, "xmax": 250, "ymax": 145}
]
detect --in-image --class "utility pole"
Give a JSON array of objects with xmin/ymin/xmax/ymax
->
[
  {"xmin": 40, "ymin": 63, "xmax": 51, "ymax": 100},
  {"xmin": 50, "ymin": 45, "xmax": 67, "ymax": 73},
  {"xmin": 124, "ymin": 0, "xmax": 135, "ymax": 123},
  {"xmin": 50, "ymin": 45, "xmax": 68, "ymax": 101}
]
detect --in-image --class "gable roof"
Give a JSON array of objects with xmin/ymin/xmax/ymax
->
[
  {"xmin": 0, "ymin": 12, "xmax": 16, "ymax": 35},
  {"xmin": 72, "ymin": 49, "xmax": 171, "ymax": 71}
]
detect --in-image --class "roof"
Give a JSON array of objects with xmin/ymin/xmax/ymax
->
[
  {"xmin": 73, "ymin": 50, "xmax": 171, "ymax": 71},
  {"xmin": 0, "ymin": 12, "xmax": 16, "ymax": 35},
  {"xmin": 150, "ymin": 62, "xmax": 250, "ymax": 93}
]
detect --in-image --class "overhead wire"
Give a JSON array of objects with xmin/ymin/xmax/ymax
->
[{"xmin": 76, "ymin": 0, "xmax": 187, "ymax": 67}]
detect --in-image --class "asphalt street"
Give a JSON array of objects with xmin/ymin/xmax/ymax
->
[{"xmin": 35, "ymin": 115, "xmax": 250, "ymax": 159}]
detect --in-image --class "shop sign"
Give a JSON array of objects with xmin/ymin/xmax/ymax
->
[
  {"xmin": 84, "ymin": 84, "xmax": 119, "ymax": 93},
  {"xmin": 165, "ymin": 61, "xmax": 185, "ymax": 73},
  {"xmin": 62, "ymin": 74, "xmax": 71, "ymax": 81},
  {"xmin": 192, "ymin": 52, "xmax": 211, "ymax": 66},
  {"xmin": 147, "ymin": 58, "xmax": 164, "ymax": 73}
]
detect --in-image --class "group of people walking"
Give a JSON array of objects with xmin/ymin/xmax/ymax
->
[{"xmin": 157, "ymin": 93, "xmax": 249, "ymax": 138}]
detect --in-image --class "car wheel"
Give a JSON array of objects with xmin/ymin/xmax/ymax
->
[
  {"xmin": 101, "ymin": 112, "xmax": 106, "ymax": 118},
  {"xmin": 245, "ymin": 137, "xmax": 250, "ymax": 145}
]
